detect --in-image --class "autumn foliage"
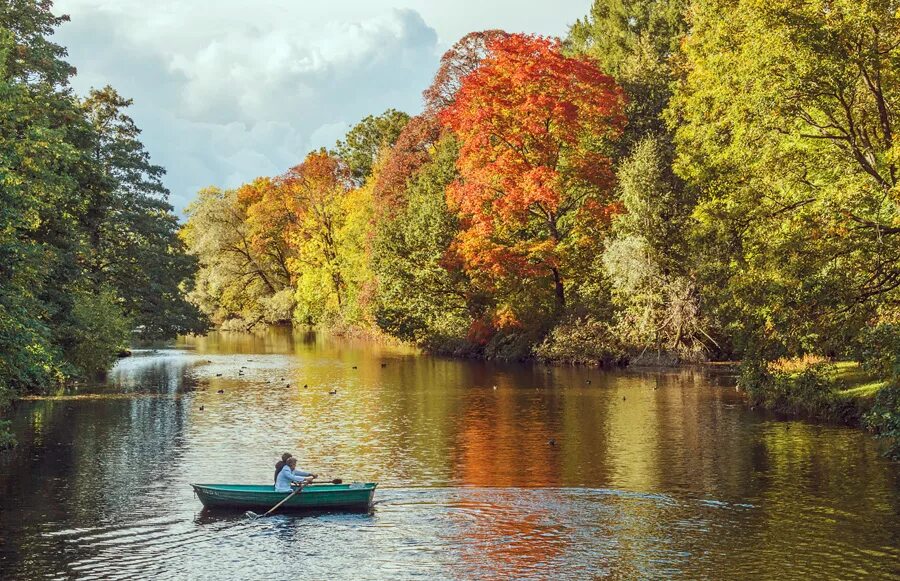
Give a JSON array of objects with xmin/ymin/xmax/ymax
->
[
  {"xmin": 373, "ymin": 114, "xmax": 443, "ymax": 217},
  {"xmin": 423, "ymin": 30, "xmax": 508, "ymax": 115},
  {"xmin": 186, "ymin": 29, "xmax": 630, "ymax": 357},
  {"xmin": 441, "ymin": 34, "xmax": 626, "ymax": 308}
]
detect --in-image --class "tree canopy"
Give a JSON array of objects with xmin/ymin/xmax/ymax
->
[{"xmin": 1, "ymin": 0, "xmax": 205, "ymax": 401}]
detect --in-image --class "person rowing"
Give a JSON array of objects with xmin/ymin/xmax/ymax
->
[{"xmin": 274, "ymin": 457, "xmax": 318, "ymax": 492}]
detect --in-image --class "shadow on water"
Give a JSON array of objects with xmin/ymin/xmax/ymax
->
[{"xmin": 1, "ymin": 328, "xmax": 898, "ymax": 579}]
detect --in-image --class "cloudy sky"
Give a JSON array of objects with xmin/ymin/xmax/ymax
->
[{"xmin": 53, "ymin": 0, "xmax": 592, "ymax": 212}]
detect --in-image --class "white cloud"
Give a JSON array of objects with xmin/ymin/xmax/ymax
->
[{"xmin": 51, "ymin": 0, "xmax": 590, "ymax": 212}]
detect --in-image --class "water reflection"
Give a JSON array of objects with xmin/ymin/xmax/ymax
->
[{"xmin": 0, "ymin": 329, "xmax": 897, "ymax": 579}]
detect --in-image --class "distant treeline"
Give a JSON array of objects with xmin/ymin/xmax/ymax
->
[{"xmin": 0, "ymin": 1, "xmax": 206, "ymax": 406}]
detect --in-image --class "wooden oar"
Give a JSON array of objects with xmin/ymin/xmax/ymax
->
[
  {"xmin": 258, "ymin": 482, "xmax": 307, "ymax": 517},
  {"xmin": 250, "ymin": 478, "xmax": 344, "ymax": 519}
]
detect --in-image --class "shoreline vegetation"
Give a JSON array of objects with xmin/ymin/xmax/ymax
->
[{"xmin": 2, "ymin": 1, "xmax": 899, "ymax": 458}]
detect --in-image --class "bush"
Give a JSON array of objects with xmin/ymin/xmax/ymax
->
[
  {"xmin": 865, "ymin": 382, "xmax": 900, "ymax": 460},
  {"xmin": 858, "ymin": 324, "xmax": 900, "ymax": 380},
  {"xmin": 534, "ymin": 316, "xmax": 626, "ymax": 366},
  {"xmin": 485, "ymin": 330, "xmax": 538, "ymax": 361},
  {"xmin": 740, "ymin": 359, "xmax": 838, "ymax": 417},
  {"xmin": 0, "ymin": 419, "xmax": 15, "ymax": 450},
  {"xmin": 65, "ymin": 288, "xmax": 132, "ymax": 379}
]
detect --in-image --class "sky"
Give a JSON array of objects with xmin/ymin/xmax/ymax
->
[{"xmin": 53, "ymin": 0, "xmax": 592, "ymax": 213}]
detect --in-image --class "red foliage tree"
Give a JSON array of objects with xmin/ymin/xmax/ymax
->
[
  {"xmin": 441, "ymin": 33, "xmax": 626, "ymax": 310},
  {"xmin": 372, "ymin": 114, "xmax": 443, "ymax": 218},
  {"xmin": 374, "ymin": 31, "xmax": 508, "ymax": 218},
  {"xmin": 423, "ymin": 29, "xmax": 508, "ymax": 115}
]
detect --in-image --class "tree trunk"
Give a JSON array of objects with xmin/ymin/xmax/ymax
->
[{"xmin": 551, "ymin": 267, "xmax": 565, "ymax": 311}]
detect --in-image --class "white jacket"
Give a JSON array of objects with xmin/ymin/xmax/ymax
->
[{"xmin": 274, "ymin": 464, "xmax": 313, "ymax": 492}]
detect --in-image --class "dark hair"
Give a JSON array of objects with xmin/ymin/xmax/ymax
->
[{"xmin": 282, "ymin": 452, "xmax": 292, "ymax": 462}]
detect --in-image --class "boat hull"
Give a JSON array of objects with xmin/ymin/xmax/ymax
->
[{"xmin": 191, "ymin": 483, "xmax": 376, "ymax": 512}]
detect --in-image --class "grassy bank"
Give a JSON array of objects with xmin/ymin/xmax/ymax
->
[{"xmin": 741, "ymin": 359, "xmax": 899, "ymax": 459}]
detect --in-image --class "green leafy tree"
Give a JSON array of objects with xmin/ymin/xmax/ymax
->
[
  {"xmin": 335, "ymin": 109, "xmax": 409, "ymax": 185},
  {"xmin": 1, "ymin": 0, "xmax": 204, "ymax": 397},
  {"xmin": 0, "ymin": 0, "xmax": 91, "ymax": 392},
  {"xmin": 603, "ymin": 136, "xmax": 710, "ymax": 358},
  {"xmin": 568, "ymin": 0, "xmax": 688, "ymax": 147},
  {"xmin": 568, "ymin": 1, "xmax": 700, "ymax": 359},
  {"xmin": 82, "ymin": 86, "xmax": 206, "ymax": 339},
  {"xmin": 373, "ymin": 135, "xmax": 486, "ymax": 351},
  {"xmin": 669, "ymin": 0, "xmax": 900, "ymax": 358}
]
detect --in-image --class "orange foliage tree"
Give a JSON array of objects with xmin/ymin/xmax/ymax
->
[
  {"xmin": 441, "ymin": 33, "xmax": 626, "ymax": 312},
  {"xmin": 278, "ymin": 149, "xmax": 353, "ymax": 311},
  {"xmin": 238, "ymin": 177, "xmax": 294, "ymax": 289}
]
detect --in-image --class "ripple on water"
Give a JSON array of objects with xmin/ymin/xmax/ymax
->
[
  {"xmin": 20, "ymin": 488, "xmax": 890, "ymax": 580},
  {"xmin": 2, "ymin": 337, "xmax": 898, "ymax": 580}
]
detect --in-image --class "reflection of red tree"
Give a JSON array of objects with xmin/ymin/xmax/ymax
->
[
  {"xmin": 452, "ymin": 385, "xmax": 561, "ymax": 487},
  {"xmin": 444, "ymin": 496, "xmax": 569, "ymax": 578}
]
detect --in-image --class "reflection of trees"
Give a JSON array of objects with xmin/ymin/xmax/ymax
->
[
  {"xmin": 3, "ymin": 332, "xmax": 899, "ymax": 578},
  {"xmin": 0, "ymin": 360, "xmax": 190, "ymax": 577},
  {"xmin": 108, "ymin": 351, "xmax": 198, "ymax": 393},
  {"xmin": 444, "ymin": 494, "xmax": 570, "ymax": 578},
  {"xmin": 450, "ymin": 369, "xmax": 562, "ymax": 486},
  {"xmin": 181, "ymin": 327, "xmax": 298, "ymax": 354}
]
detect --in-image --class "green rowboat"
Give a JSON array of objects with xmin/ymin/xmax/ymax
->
[{"xmin": 191, "ymin": 483, "xmax": 377, "ymax": 512}]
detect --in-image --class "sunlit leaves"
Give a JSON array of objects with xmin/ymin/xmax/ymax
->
[
  {"xmin": 670, "ymin": 0, "xmax": 900, "ymax": 357},
  {"xmin": 441, "ymin": 33, "xmax": 626, "ymax": 311}
]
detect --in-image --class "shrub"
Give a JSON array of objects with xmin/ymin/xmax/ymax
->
[
  {"xmin": 534, "ymin": 316, "xmax": 626, "ymax": 366},
  {"xmin": 858, "ymin": 324, "xmax": 900, "ymax": 380},
  {"xmin": 65, "ymin": 288, "xmax": 132, "ymax": 380},
  {"xmin": 0, "ymin": 420, "xmax": 14, "ymax": 450},
  {"xmin": 865, "ymin": 382, "xmax": 900, "ymax": 460},
  {"xmin": 740, "ymin": 359, "xmax": 838, "ymax": 417}
]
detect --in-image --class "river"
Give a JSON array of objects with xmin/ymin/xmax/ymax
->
[{"xmin": 0, "ymin": 329, "xmax": 897, "ymax": 579}]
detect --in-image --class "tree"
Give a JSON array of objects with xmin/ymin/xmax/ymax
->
[
  {"xmin": 0, "ymin": 0, "xmax": 97, "ymax": 390},
  {"xmin": 374, "ymin": 31, "xmax": 507, "ymax": 218},
  {"xmin": 82, "ymin": 86, "xmax": 206, "ymax": 339},
  {"xmin": 183, "ymin": 187, "xmax": 291, "ymax": 328},
  {"xmin": 279, "ymin": 150, "xmax": 353, "ymax": 323},
  {"xmin": 373, "ymin": 114, "xmax": 443, "ymax": 218},
  {"xmin": 423, "ymin": 30, "xmax": 507, "ymax": 115},
  {"xmin": 567, "ymin": 0, "xmax": 703, "ymax": 360},
  {"xmin": 0, "ymin": 0, "xmax": 203, "ymax": 400},
  {"xmin": 374, "ymin": 135, "xmax": 486, "ymax": 350},
  {"xmin": 333, "ymin": 156, "xmax": 385, "ymax": 327},
  {"xmin": 567, "ymin": 0, "xmax": 686, "ymax": 77},
  {"xmin": 568, "ymin": 0, "xmax": 688, "ymax": 148},
  {"xmin": 602, "ymin": 136, "xmax": 709, "ymax": 357},
  {"xmin": 669, "ymin": 0, "xmax": 900, "ymax": 358},
  {"xmin": 441, "ymin": 33, "xmax": 626, "ymax": 314},
  {"xmin": 238, "ymin": 176, "xmax": 295, "ymax": 289},
  {"xmin": 335, "ymin": 109, "xmax": 409, "ymax": 185}
]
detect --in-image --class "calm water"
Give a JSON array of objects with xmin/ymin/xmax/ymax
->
[{"xmin": 1, "ymin": 329, "xmax": 898, "ymax": 580}]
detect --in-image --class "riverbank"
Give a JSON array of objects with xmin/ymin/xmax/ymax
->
[{"xmin": 740, "ymin": 360, "xmax": 899, "ymax": 459}]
